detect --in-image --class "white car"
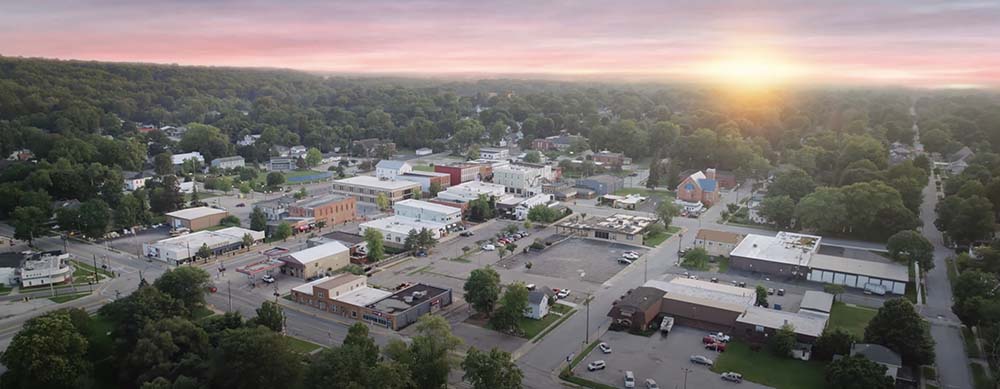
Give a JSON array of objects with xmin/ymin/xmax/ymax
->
[
  {"xmin": 262, "ymin": 275, "xmax": 276, "ymax": 283},
  {"xmin": 556, "ymin": 289, "xmax": 571, "ymax": 299},
  {"xmin": 644, "ymin": 378, "xmax": 659, "ymax": 389},
  {"xmin": 617, "ymin": 257, "xmax": 634, "ymax": 265},
  {"xmin": 622, "ymin": 252, "xmax": 640, "ymax": 260},
  {"xmin": 599, "ymin": 342, "xmax": 612, "ymax": 354},
  {"xmin": 710, "ymin": 332, "xmax": 731, "ymax": 343},
  {"xmin": 481, "ymin": 244, "xmax": 496, "ymax": 251},
  {"xmin": 720, "ymin": 372, "xmax": 743, "ymax": 383},
  {"xmin": 690, "ymin": 355, "xmax": 714, "ymax": 366},
  {"xmin": 587, "ymin": 360, "xmax": 606, "ymax": 371},
  {"xmin": 624, "ymin": 371, "xmax": 635, "ymax": 388}
]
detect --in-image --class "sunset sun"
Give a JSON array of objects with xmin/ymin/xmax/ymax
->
[{"xmin": 698, "ymin": 52, "xmax": 807, "ymax": 88}]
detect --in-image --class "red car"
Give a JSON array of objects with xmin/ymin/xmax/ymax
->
[
  {"xmin": 702, "ymin": 336, "xmax": 717, "ymax": 344},
  {"xmin": 705, "ymin": 342, "xmax": 727, "ymax": 352}
]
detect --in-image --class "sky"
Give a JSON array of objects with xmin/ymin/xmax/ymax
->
[{"xmin": 2, "ymin": 0, "xmax": 1000, "ymax": 88}]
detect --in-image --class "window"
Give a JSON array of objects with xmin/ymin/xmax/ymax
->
[{"xmin": 351, "ymin": 311, "xmax": 357, "ymax": 318}]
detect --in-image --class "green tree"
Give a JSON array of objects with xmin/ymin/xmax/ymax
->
[
  {"xmin": 375, "ymin": 192, "xmax": 390, "ymax": 211},
  {"xmin": 196, "ymin": 243, "xmax": 212, "ymax": 259},
  {"xmin": 768, "ymin": 323, "xmax": 797, "ymax": 357},
  {"xmin": 825, "ymin": 355, "xmax": 894, "ymax": 389},
  {"xmin": 305, "ymin": 147, "xmax": 322, "ymax": 167},
  {"xmin": 461, "ymin": 347, "xmax": 524, "ymax": 389},
  {"xmin": 768, "ymin": 168, "xmax": 816, "ymax": 203},
  {"xmin": 523, "ymin": 151, "xmax": 541, "ymax": 163},
  {"xmin": 429, "ymin": 181, "xmax": 443, "ymax": 196},
  {"xmin": 220, "ymin": 215, "xmax": 241, "ymax": 227},
  {"xmin": 153, "ymin": 267, "xmax": 211, "ymax": 310},
  {"xmin": 154, "ymin": 152, "xmax": 174, "ymax": 176},
  {"xmin": 251, "ymin": 301, "xmax": 284, "ymax": 332},
  {"xmin": 55, "ymin": 207, "xmax": 81, "ymax": 232},
  {"xmin": 755, "ymin": 285, "xmax": 769, "ymax": 307},
  {"xmin": 211, "ymin": 326, "xmax": 302, "ymax": 389},
  {"xmin": 464, "ymin": 267, "xmax": 502, "ymax": 317},
  {"xmin": 497, "ymin": 244, "xmax": 508, "ymax": 261},
  {"xmin": 304, "ymin": 323, "xmax": 386, "ymax": 388},
  {"xmin": 363, "ymin": 228, "xmax": 385, "ymax": 261},
  {"xmin": 681, "ymin": 247, "xmax": 710, "ymax": 270},
  {"xmin": 242, "ymin": 233, "xmax": 254, "ymax": 248},
  {"xmin": 250, "ymin": 207, "xmax": 267, "ymax": 231},
  {"xmin": 656, "ymin": 201, "xmax": 680, "ymax": 228},
  {"xmin": 124, "ymin": 317, "xmax": 210, "ymax": 386},
  {"xmin": 273, "ymin": 222, "xmax": 293, "ymax": 241},
  {"xmin": 935, "ymin": 195, "xmax": 995, "ymax": 246},
  {"xmin": 12, "ymin": 206, "xmax": 48, "ymax": 245},
  {"xmin": 266, "ymin": 172, "xmax": 285, "ymax": 188},
  {"xmin": 98, "ymin": 285, "xmax": 187, "ymax": 342},
  {"xmin": 0, "ymin": 311, "xmax": 91, "ymax": 389},
  {"xmin": 952, "ymin": 269, "xmax": 999, "ymax": 325},
  {"xmin": 795, "ymin": 187, "xmax": 847, "ymax": 233},
  {"xmin": 385, "ymin": 315, "xmax": 463, "ymax": 389},
  {"xmin": 864, "ymin": 298, "xmax": 935, "ymax": 366},
  {"xmin": 757, "ymin": 195, "xmax": 796, "ymax": 229},
  {"xmin": 490, "ymin": 283, "xmax": 529, "ymax": 336},
  {"xmin": 886, "ymin": 230, "xmax": 935, "ymax": 270},
  {"xmin": 178, "ymin": 123, "xmax": 231, "ymax": 161},
  {"xmin": 813, "ymin": 328, "xmax": 855, "ymax": 361},
  {"xmin": 469, "ymin": 194, "xmax": 495, "ymax": 222},
  {"xmin": 115, "ymin": 193, "xmax": 144, "ymax": 229},
  {"xmin": 823, "ymin": 284, "xmax": 846, "ymax": 302},
  {"xmin": 78, "ymin": 199, "xmax": 112, "ymax": 239}
]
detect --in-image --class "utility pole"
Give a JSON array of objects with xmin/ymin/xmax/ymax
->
[
  {"xmin": 228, "ymin": 279, "xmax": 233, "ymax": 312},
  {"xmin": 644, "ymin": 254, "xmax": 648, "ymax": 283},
  {"xmin": 92, "ymin": 254, "xmax": 99, "ymax": 285},
  {"xmin": 584, "ymin": 295, "xmax": 591, "ymax": 344},
  {"xmin": 682, "ymin": 367, "xmax": 692, "ymax": 389}
]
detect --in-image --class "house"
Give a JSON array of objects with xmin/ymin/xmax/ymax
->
[
  {"xmin": 676, "ymin": 169, "xmax": 720, "ymax": 206},
  {"xmin": 375, "ymin": 160, "xmax": 412, "ymax": 180},
  {"xmin": 122, "ymin": 171, "xmax": 154, "ymax": 191},
  {"xmin": 287, "ymin": 194, "xmax": 356, "ymax": 226},
  {"xmin": 851, "ymin": 344, "xmax": 902, "ymax": 381},
  {"xmin": 576, "ymin": 175, "xmax": 624, "ymax": 196},
  {"xmin": 693, "ymin": 229, "xmax": 745, "ymax": 257},
  {"xmin": 280, "ymin": 241, "xmax": 351, "ymax": 279},
  {"xmin": 946, "ymin": 146, "xmax": 975, "ymax": 175},
  {"xmin": 591, "ymin": 151, "xmax": 631, "ymax": 167},
  {"xmin": 237, "ymin": 134, "xmax": 261, "ymax": 146},
  {"xmin": 526, "ymin": 290, "xmax": 550, "ymax": 320},
  {"xmin": 171, "ymin": 152, "xmax": 205, "ymax": 167},
  {"xmin": 269, "ymin": 157, "xmax": 295, "ymax": 172},
  {"xmin": 332, "ymin": 176, "xmax": 421, "ymax": 205},
  {"xmin": 289, "ymin": 145, "xmax": 307, "ymax": 158},
  {"xmin": 415, "ymin": 147, "xmax": 433, "ymax": 156},
  {"xmin": 165, "ymin": 207, "xmax": 228, "ymax": 231},
  {"xmin": 210, "ymin": 156, "xmax": 245, "ymax": 170},
  {"xmin": 478, "ymin": 147, "xmax": 510, "ymax": 160}
]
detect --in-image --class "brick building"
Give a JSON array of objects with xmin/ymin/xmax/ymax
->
[{"xmin": 287, "ymin": 194, "xmax": 356, "ymax": 226}]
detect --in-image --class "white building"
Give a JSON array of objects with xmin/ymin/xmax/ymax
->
[
  {"xmin": 394, "ymin": 199, "xmax": 462, "ymax": 225},
  {"xmin": 493, "ymin": 164, "xmax": 548, "ymax": 196},
  {"xmin": 436, "ymin": 181, "xmax": 509, "ymax": 203},
  {"xmin": 526, "ymin": 290, "xmax": 550, "ymax": 320},
  {"xmin": 375, "ymin": 160, "xmax": 413, "ymax": 180},
  {"xmin": 397, "ymin": 171, "xmax": 451, "ymax": 192},
  {"xmin": 237, "ymin": 134, "xmax": 261, "ymax": 147},
  {"xmin": 19, "ymin": 252, "xmax": 72, "ymax": 287},
  {"xmin": 211, "ymin": 156, "xmax": 245, "ymax": 170},
  {"xmin": 269, "ymin": 157, "xmax": 295, "ymax": 172},
  {"xmin": 143, "ymin": 227, "xmax": 264, "ymax": 265},
  {"xmin": 289, "ymin": 145, "xmax": 308, "ymax": 158},
  {"xmin": 479, "ymin": 147, "xmax": 510, "ymax": 160},
  {"xmin": 360, "ymin": 216, "xmax": 448, "ymax": 247},
  {"xmin": 513, "ymin": 193, "xmax": 555, "ymax": 221},
  {"xmin": 122, "ymin": 171, "xmax": 154, "ymax": 191},
  {"xmin": 171, "ymin": 152, "xmax": 205, "ymax": 166},
  {"xmin": 415, "ymin": 147, "xmax": 433, "ymax": 156}
]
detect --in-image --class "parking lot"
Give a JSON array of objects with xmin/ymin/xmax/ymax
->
[
  {"xmin": 573, "ymin": 326, "xmax": 768, "ymax": 389},
  {"xmin": 500, "ymin": 238, "xmax": 648, "ymax": 285}
]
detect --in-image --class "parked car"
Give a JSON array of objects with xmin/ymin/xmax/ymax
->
[
  {"xmin": 624, "ymin": 250, "xmax": 640, "ymax": 257},
  {"xmin": 644, "ymin": 378, "xmax": 659, "ymax": 389},
  {"xmin": 690, "ymin": 355, "xmax": 714, "ymax": 366},
  {"xmin": 720, "ymin": 372, "xmax": 743, "ymax": 383},
  {"xmin": 262, "ymin": 275, "xmax": 276, "ymax": 283},
  {"xmin": 710, "ymin": 277, "xmax": 719, "ymax": 283},
  {"xmin": 767, "ymin": 287, "xmax": 775, "ymax": 295},
  {"xmin": 617, "ymin": 257, "xmax": 634, "ymax": 265},
  {"xmin": 623, "ymin": 253, "xmax": 640, "ymax": 260},
  {"xmin": 624, "ymin": 371, "xmax": 635, "ymax": 388},
  {"xmin": 659, "ymin": 316, "xmax": 675, "ymax": 334},
  {"xmin": 702, "ymin": 336, "xmax": 718, "ymax": 344},
  {"xmin": 460, "ymin": 231, "xmax": 474, "ymax": 237},
  {"xmin": 557, "ymin": 289, "xmax": 571, "ymax": 299},
  {"xmin": 481, "ymin": 244, "xmax": 496, "ymax": 251},
  {"xmin": 587, "ymin": 360, "xmax": 606, "ymax": 371},
  {"xmin": 526, "ymin": 284, "xmax": 536, "ymax": 291},
  {"xmin": 235, "ymin": 203, "xmax": 246, "ymax": 207},
  {"xmin": 519, "ymin": 231, "xmax": 531, "ymax": 237},
  {"xmin": 709, "ymin": 332, "xmax": 732, "ymax": 343},
  {"xmin": 705, "ymin": 342, "xmax": 727, "ymax": 352},
  {"xmin": 599, "ymin": 342, "xmax": 612, "ymax": 354},
  {"xmin": 777, "ymin": 288, "xmax": 785, "ymax": 296}
]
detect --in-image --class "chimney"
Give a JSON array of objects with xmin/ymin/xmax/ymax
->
[{"xmin": 706, "ymin": 168, "xmax": 716, "ymax": 180}]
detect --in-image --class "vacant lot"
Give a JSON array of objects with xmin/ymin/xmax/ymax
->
[
  {"xmin": 712, "ymin": 340, "xmax": 827, "ymax": 389},
  {"xmin": 828, "ymin": 302, "xmax": 877, "ymax": 338}
]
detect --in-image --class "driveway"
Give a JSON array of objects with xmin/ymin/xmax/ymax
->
[{"xmin": 573, "ymin": 327, "xmax": 769, "ymax": 389}]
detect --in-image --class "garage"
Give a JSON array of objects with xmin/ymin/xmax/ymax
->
[{"xmin": 806, "ymin": 254, "xmax": 908, "ymax": 295}]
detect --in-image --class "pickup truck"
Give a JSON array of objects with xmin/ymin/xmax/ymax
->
[{"xmin": 660, "ymin": 316, "xmax": 675, "ymax": 334}]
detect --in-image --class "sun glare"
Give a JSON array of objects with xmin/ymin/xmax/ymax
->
[{"xmin": 697, "ymin": 52, "xmax": 807, "ymax": 89}]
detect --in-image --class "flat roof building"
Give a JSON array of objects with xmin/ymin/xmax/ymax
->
[
  {"xmin": 435, "ymin": 181, "xmax": 508, "ymax": 203},
  {"xmin": 393, "ymin": 199, "xmax": 462, "ymax": 225},
  {"xmin": 291, "ymin": 275, "xmax": 452, "ymax": 330},
  {"xmin": 287, "ymin": 194, "xmax": 356, "ymax": 227},
  {"xmin": 210, "ymin": 156, "xmax": 245, "ymax": 170},
  {"xmin": 807, "ymin": 254, "xmax": 908, "ymax": 295},
  {"xmin": 434, "ymin": 163, "xmax": 482, "ymax": 186},
  {"xmin": 799, "ymin": 291, "xmax": 835, "ymax": 316},
  {"xmin": 280, "ymin": 241, "xmax": 351, "ymax": 279},
  {"xmin": 360, "ymin": 216, "xmax": 449, "ymax": 247},
  {"xmin": 694, "ymin": 229, "xmax": 746, "ymax": 257},
  {"xmin": 556, "ymin": 214, "xmax": 655, "ymax": 245},
  {"xmin": 144, "ymin": 227, "xmax": 264, "ymax": 265},
  {"xmin": 19, "ymin": 252, "xmax": 72, "ymax": 288},
  {"xmin": 165, "ymin": 206, "xmax": 229, "ymax": 231},
  {"xmin": 332, "ymin": 175, "xmax": 420, "ymax": 205},
  {"xmin": 735, "ymin": 306, "xmax": 829, "ymax": 343},
  {"xmin": 729, "ymin": 232, "xmax": 821, "ymax": 276}
]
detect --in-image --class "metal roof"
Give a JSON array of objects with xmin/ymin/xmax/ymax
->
[
  {"xmin": 799, "ymin": 291, "xmax": 835, "ymax": 314},
  {"xmin": 736, "ymin": 306, "xmax": 829, "ymax": 338},
  {"xmin": 166, "ymin": 206, "xmax": 227, "ymax": 220},
  {"xmin": 284, "ymin": 241, "xmax": 349, "ymax": 266},
  {"xmin": 809, "ymin": 254, "xmax": 909, "ymax": 282},
  {"xmin": 376, "ymin": 160, "xmax": 410, "ymax": 171}
]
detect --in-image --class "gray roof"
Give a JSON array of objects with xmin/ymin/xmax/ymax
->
[
  {"xmin": 809, "ymin": 254, "xmax": 909, "ymax": 282},
  {"xmin": 800, "ymin": 291, "xmax": 834, "ymax": 313},
  {"xmin": 528, "ymin": 290, "xmax": 547, "ymax": 305},
  {"xmin": 376, "ymin": 160, "xmax": 409, "ymax": 170},
  {"xmin": 852, "ymin": 344, "xmax": 902, "ymax": 367}
]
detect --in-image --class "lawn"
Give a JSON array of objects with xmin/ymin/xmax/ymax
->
[
  {"xmin": 644, "ymin": 226, "xmax": 681, "ymax": 247},
  {"xmin": 712, "ymin": 340, "xmax": 827, "ymax": 389},
  {"xmin": 192, "ymin": 306, "xmax": 216, "ymax": 320},
  {"xmin": 412, "ymin": 164, "xmax": 435, "ymax": 172},
  {"xmin": 285, "ymin": 336, "xmax": 324, "ymax": 354},
  {"xmin": 72, "ymin": 260, "xmax": 115, "ymax": 278},
  {"xmin": 715, "ymin": 256, "xmax": 730, "ymax": 273},
  {"xmin": 517, "ymin": 310, "xmax": 568, "ymax": 340},
  {"xmin": 49, "ymin": 291, "xmax": 91, "ymax": 303},
  {"xmin": 828, "ymin": 302, "xmax": 877, "ymax": 339},
  {"xmin": 0, "ymin": 284, "xmax": 11, "ymax": 296},
  {"xmin": 962, "ymin": 326, "xmax": 982, "ymax": 358}
]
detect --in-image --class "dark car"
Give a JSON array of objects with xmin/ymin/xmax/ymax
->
[
  {"xmin": 235, "ymin": 203, "xmax": 246, "ymax": 207},
  {"xmin": 460, "ymin": 231, "xmax": 474, "ymax": 237}
]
